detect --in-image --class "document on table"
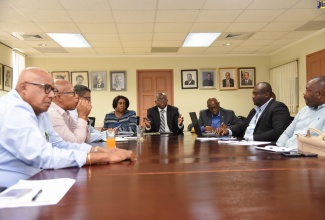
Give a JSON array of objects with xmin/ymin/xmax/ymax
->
[
  {"xmin": 196, "ymin": 137, "xmax": 237, "ymax": 141},
  {"xmin": 218, "ymin": 140, "xmax": 271, "ymax": 145},
  {"xmin": 255, "ymin": 145, "xmax": 294, "ymax": 152},
  {"xmin": 0, "ymin": 178, "xmax": 75, "ymax": 208}
]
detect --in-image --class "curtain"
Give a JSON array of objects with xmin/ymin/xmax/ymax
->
[
  {"xmin": 270, "ymin": 60, "xmax": 298, "ymax": 114},
  {"xmin": 12, "ymin": 50, "xmax": 26, "ymax": 88}
]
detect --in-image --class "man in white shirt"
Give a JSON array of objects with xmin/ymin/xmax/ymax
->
[{"xmin": 48, "ymin": 80, "xmax": 91, "ymax": 143}]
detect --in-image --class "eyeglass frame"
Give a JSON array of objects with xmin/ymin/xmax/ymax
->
[
  {"xmin": 24, "ymin": 82, "xmax": 58, "ymax": 95},
  {"xmin": 57, "ymin": 91, "xmax": 76, "ymax": 96}
]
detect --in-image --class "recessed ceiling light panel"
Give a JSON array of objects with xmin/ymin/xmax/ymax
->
[
  {"xmin": 47, "ymin": 33, "xmax": 91, "ymax": 48},
  {"xmin": 182, "ymin": 33, "xmax": 221, "ymax": 47}
]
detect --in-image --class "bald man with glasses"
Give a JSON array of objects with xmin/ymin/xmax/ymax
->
[
  {"xmin": 0, "ymin": 67, "xmax": 135, "ymax": 187},
  {"xmin": 48, "ymin": 79, "xmax": 92, "ymax": 143}
]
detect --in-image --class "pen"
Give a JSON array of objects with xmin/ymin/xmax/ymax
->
[{"xmin": 32, "ymin": 189, "xmax": 42, "ymax": 201}]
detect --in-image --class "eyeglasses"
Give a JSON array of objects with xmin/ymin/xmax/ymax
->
[
  {"xmin": 57, "ymin": 91, "xmax": 76, "ymax": 96},
  {"xmin": 82, "ymin": 96, "xmax": 91, "ymax": 102},
  {"xmin": 24, "ymin": 82, "xmax": 58, "ymax": 95}
]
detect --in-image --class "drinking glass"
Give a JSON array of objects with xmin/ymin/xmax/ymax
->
[{"xmin": 106, "ymin": 130, "xmax": 116, "ymax": 148}]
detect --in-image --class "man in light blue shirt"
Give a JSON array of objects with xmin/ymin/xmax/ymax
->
[
  {"xmin": 277, "ymin": 76, "xmax": 325, "ymax": 149},
  {"xmin": 0, "ymin": 67, "xmax": 135, "ymax": 187},
  {"xmin": 69, "ymin": 85, "xmax": 106, "ymax": 142}
]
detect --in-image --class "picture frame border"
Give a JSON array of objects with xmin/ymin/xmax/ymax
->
[
  {"xmin": 181, "ymin": 69, "xmax": 198, "ymax": 89},
  {"xmin": 3, "ymin": 65, "xmax": 13, "ymax": 92},
  {"xmin": 71, "ymin": 71, "xmax": 89, "ymax": 88},
  {"xmin": 238, "ymin": 67, "xmax": 256, "ymax": 89},
  {"xmin": 219, "ymin": 67, "xmax": 238, "ymax": 91},
  {"xmin": 199, "ymin": 68, "xmax": 217, "ymax": 90},
  {"xmin": 90, "ymin": 71, "xmax": 108, "ymax": 91},
  {"xmin": 110, "ymin": 71, "xmax": 127, "ymax": 92},
  {"xmin": 51, "ymin": 71, "xmax": 70, "ymax": 82},
  {"xmin": 0, "ymin": 63, "xmax": 3, "ymax": 91}
]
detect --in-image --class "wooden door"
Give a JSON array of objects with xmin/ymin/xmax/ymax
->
[
  {"xmin": 137, "ymin": 69, "xmax": 173, "ymax": 125},
  {"xmin": 306, "ymin": 49, "xmax": 325, "ymax": 81}
]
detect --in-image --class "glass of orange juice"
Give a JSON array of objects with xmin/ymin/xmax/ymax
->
[{"xmin": 106, "ymin": 130, "xmax": 116, "ymax": 148}]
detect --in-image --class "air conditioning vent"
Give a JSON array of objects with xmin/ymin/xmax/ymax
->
[
  {"xmin": 12, "ymin": 32, "xmax": 47, "ymax": 41},
  {"xmin": 218, "ymin": 32, "xmax": 254, "ymax": 40}
]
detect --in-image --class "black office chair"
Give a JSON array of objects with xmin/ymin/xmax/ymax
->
[
  {"xmin": 136, "ymin": 116, "xmax": 140, "ymax": 125},
  {"xmin": 187, "ymin": 123, "xmax": 193, "ymax": 131},
  {"xmin": 88, "ymin": 117, "xmax": 96, "ymax": 127}
]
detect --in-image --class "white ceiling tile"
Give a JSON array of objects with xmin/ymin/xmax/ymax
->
[
  {"xmin": 95, "ymin": 47, "xmax": 124, "ymax": 53},
  {"xmin": 65, "ymin": 48, "xmax": 97, "ymax": 53},
  {"xmin": 121, "ymin": 41, "xmax": 151, "ymax": 47},
  {"xmin": 0, "ymin": 21, "xmax": 43, "ymax": 32},
  {"xmin": 109, "ymin": 0, "xmax": 156, "ymax": 10},
  {"xmin": 314, "ymin": 13, "xmax": 325, "ymax": 21},
  {"xmin": 204, "ymin": 46, "xmax": 234, "ymax": 53},
  {"xmin": 24, "ymin": 40, "xmax": 61, "ymax": 47},
  {"xmin": 203, "ymin": 0, "xmax": 254, "ymax": 10},
  {"xmin": 226, "ymin": 22, "xmax": 267, "ymax": 32},
  {"xmin": 77, "ymin": 23, "xmax": 118, "ymax": 34},
  {"xmin": 158, "ymin": 0, "xmax": 205, "ymax": 9},
  {"xmin": 153, "ymin": 33, "xmax": 187, "ymax": 41},
  {"xmin": 19, "ymin": 9, "xmax": 72, "ymax": 22},
  {"xmin": 90, "ymin": 41, "xmax": 122, "ymax": 47},
  {"xmin": 249, "ymin": 31, "xmax": 288, "ymax": 39},
  {"xmin": 292, "ymin": 0, "xmax": 320, "ymax": 9},
  {"xmin": 240, "ymin": 39, "xmax": 273, "ymax": 46},
  {"xmin": 257, "ymin": 45, "xmax": 282, "ymax": 53},
  {"xmin": 275, "ymin": 9, "xmax": 325, "ymax": 22},
  {"xmin": 0, "ymin": 8, "xmax": 30, "ymax": 22},
  {"xmin": 231, "ymin": 45, "xmax": 262, "ymax": 52},
  {"xmin": 83, "ymin": 33, "xmax": 120, "ymax": 41},
  {"xmin": 36, "ymin": 23, "xmax": 80, "ymax": 32},
  {"xmin": 113, "ymin": 11, "xmax": 155, "ymax": 23},
  {"xmin": 152, "ymin": 41, "xmax": 182, "ymax": 47},
  {"xmin": 177, "ymin": 47, "xmax": 206, "ymax": 54},
  {"xmin": 67, "ymin": 10, "xmax": 114, "ymax": 23},
  {"xmin": 280, "ymin": 31, "xmax": 314, "ymax": 39},
  {"xmin": 236, "ymin": 10, "xmax": 285, "ymax": 22},
  {"xmin": 59, "ymin": 0, "xmax": 110, "ymax": 10},
  {"xmin": 155, "ymin": 23, "xmax": 192, "ymax": 33},
  {"xmin": 269, "ymin": 39, "xmax": 296, "ymax": 46},
  {"xmin": 212, "ymin": 40, "xmax": 245, "ymax": 47},
  {"xmin": 119, "ymin": 33, "xmax": 152, "ymax": 41},
  {"xmin": 196, "ymin": 10, "xmax": 243, "ymax": 22},
  {"xmin": 190, "ymin": 23, "xmax": 230, "ymax": 32},
  {"xmin": 156, "ymin": 10, "xmax": 200, "ymax": 23},
  {"xmin": 248, "ymin": 0, "xmax": 300, "ymax": 9},
  {"xmin": 8, "ymin": 0, "xmax": 63, "ymax": 9},
  {"xmin": 262, "ymin": 21, "xmax": 306, "ymax": 31},
  {"xmin": 117, "ymin": 23, "xmax": 154, "ymax": 33},
  {"xmin": 123, "ymin": 47, "xmax": 151, "ymax": 53}
]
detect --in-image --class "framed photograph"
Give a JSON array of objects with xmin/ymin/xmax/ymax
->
[
  {"xmin": 0, "ymin": 64, "xmax": 3, "ymax": 91},
  {"xmin": 219, "ymin": 68, "xmax": 238, "ymax": 90},
  {"xmin": 238, "ymin": 67, "xmax": 256, "ymax": 89},
  {"xmin": 181, "ymin": 69, "xmax": 198, "ymax": 89},
  {"xmin": 71, "ymin": 71, "xmax": 89, "ymax": 87},
  {"xmin": 91, "ymin": 71, "xmax": 107, "ymax": 91},
  {"xmin": 110, "ymin": 71, "xmax": 126, "ymax": 91},
  {"xmin": 199, "ymin": 68, "xmax": 216, "ymax": 89},
  {"xmin": 3, "ymin": 65, "xmax": 13, "ymax": 92},
  {"xmin": 51, "ymin": 71, "xmax": 70, "ymax": 82}
]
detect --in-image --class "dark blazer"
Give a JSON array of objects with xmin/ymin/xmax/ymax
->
[
  {"xmin": 241, "ymin": 79, "xmax": 253, "ymax": 85},
  {"xmin": 198, "ymin": 107, "xmax": 240, "ymax": 127},
  {"xmin": 230, "ymin": 99, "xmax": 290, "ymax": 142},
  {"xmin": 222, "ymin": 78, "xmax": 235, "ymax": 87},
  {"xmin": 203, "ymin": 79, "xmax": 214, "ymax": 86},
  {"xmin": 146, "ymin": 105, "xmax": 184, "ymax": 134},
  {"xmin": 185, "ymin": 80, "xmax": 195, "ymax": 85}
]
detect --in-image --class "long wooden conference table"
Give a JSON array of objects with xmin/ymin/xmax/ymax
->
[{"xmin": 1, "ymin": 132, "xmax": 325, "ymax": 219}]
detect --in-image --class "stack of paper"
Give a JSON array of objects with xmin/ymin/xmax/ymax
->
[
  {"xmin": 0, "ymin": 178, "xmax": 75, "ymax": 208},
  {"xmin": 255, "ymin": 145, "xmax": 294, "ymax": 152}
]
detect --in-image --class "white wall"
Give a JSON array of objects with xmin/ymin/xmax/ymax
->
[
  {"xmin": 0, "ymin": 44, "xmax": 12, "ymax": 96},
  {"xmin": 270, "ymin": 29, "xmax": 325, "ymax": 110},
  {"xmin": 27, "ymin": 56, "xmax": 270, "ymax": 127}
]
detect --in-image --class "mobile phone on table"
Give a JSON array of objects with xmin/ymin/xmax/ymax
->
[
  {"xmin": 0, "ymin": 188, "xmax": 32, "ymax": 200},
  {"xmin": 281, "ymin": 152, "xmax": 302, "ymax": 157},
  {"xmin": 299, "ymin": 152, "xmax": 318, "ymax": 157}
]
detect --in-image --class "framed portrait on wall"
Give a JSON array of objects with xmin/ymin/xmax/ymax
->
[
  {"xmin": 71, "ymin": 71, "xmax": 89, "ymax": 87},
  {"xmin": 110, "ymin": 71, "xmax": 126, "ymax": 91},
  {"xmin": 181, "ymin": 69, "xmax": 198, "ymax": 89},
  {"xmin": 0, "ymin": 64, "xmax": 3, "ymax": 91},
  {"xmin": 199, "ymin": 68, "xmax": 216, "ymax": 89},
  {"xmin": 3, "ymin": 65, "xmax": 13, "ymax": 92},
  {"xmin": 51, "ymin": 71, "xmax": 70, "ymax": 82},
  {"xmin": 91, "ymin": 71, "xmax": 107, "ymax": 91},
  {"xmin": 219, "ymin": 68, "xmax": 238, "ymax": 90},
  {"xmin": 238, "ymin": 67, "xmax": 255, "ymax": 89}
]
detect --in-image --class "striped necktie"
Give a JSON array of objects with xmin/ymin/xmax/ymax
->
[{"xmin": 159, "ymin": 110, "xmax": 165, "ymax": 132}]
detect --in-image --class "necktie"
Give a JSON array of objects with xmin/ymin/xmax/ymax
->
[
  {"xmin": 227, "ymin": 80, "xmax": 229, "ymax": 87},
  {"xmin": 254, "ymin": 108, "xmax": 261, "ymax": 124},
  {"xmin": 246, "ymin": 80, "xmax": 248, "ymax": 85},
  {"xmin": 159, "ymin": 110, "xmax": 165, "ymax": 132}
]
